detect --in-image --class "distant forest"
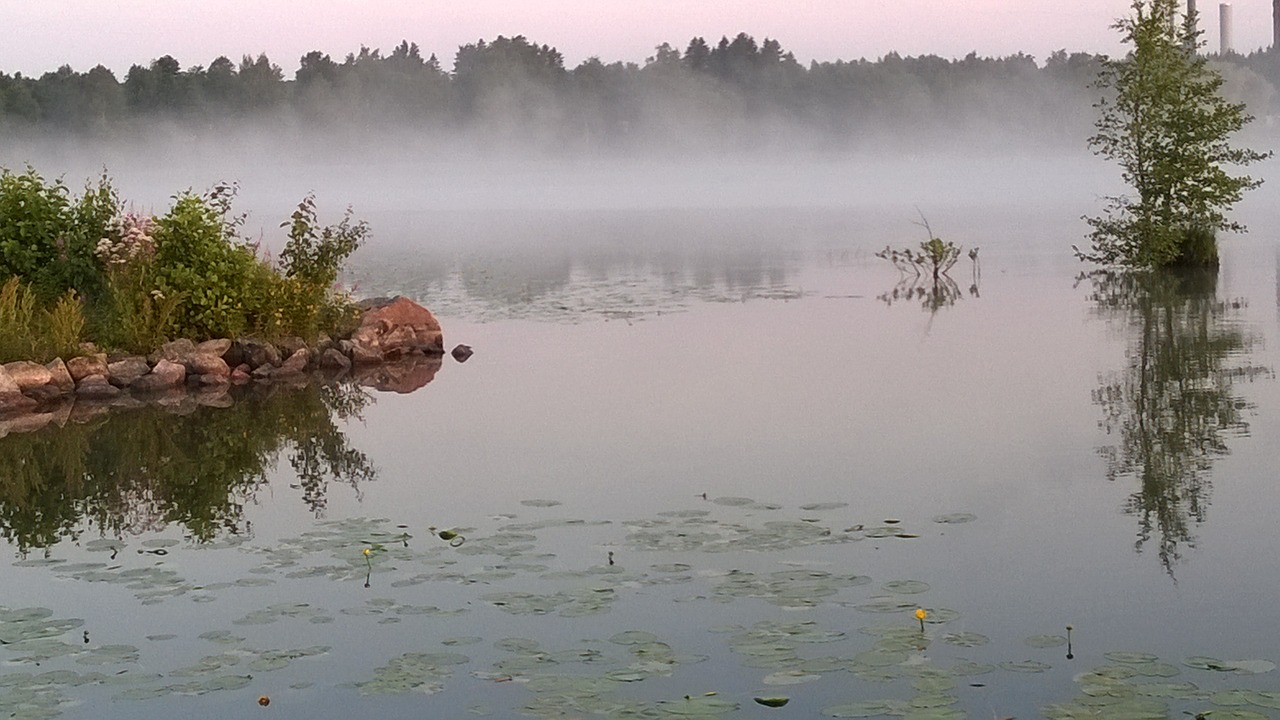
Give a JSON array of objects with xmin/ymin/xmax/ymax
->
[{"xmin": 3, "ymin": 34, "xmax": 1279, "ymax": 150}]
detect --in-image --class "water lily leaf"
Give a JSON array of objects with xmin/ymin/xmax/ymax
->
[
  {"xmin": 942, "ymin": 632, "xmax": 989, "ymax": 648},
  {"xmin": 754, "ymin": 696, "xmax": 790, "ymax": 707},
  {"xmin": 882, "ymin": 580, "xmax": 930, "ymax": 594},
  {"xmin": 520, "ymin": 499, "xmax": 562, "ymax": 507},
  {"xmin": 762, "ymin": 670, "xmax": 821, "ymax": 685},
  {"xmin": 823, "ymin": 700, "xmax": 907, "ymax": 717},
  {"xmin": 1199, "ymin": 710, "xmax": 1268, "ymax": 720},
  {"xmin": 1000, "ymin": 660, "xmax": 1052, "ymax": 673},
  {"xmin": 657, "ymin": 696, "xmax": 739, "ymax": 715},
  {"xmin": 1105, "ymin": 651, "xmax": 1160, "ymax": 664},
  {"xmin": 1026, "ymin": 634, "xmax": 1068, "ymax": 648},
  {"xmin": 932, "ymin": 513, "xmax": 977, "ymax": 524}
]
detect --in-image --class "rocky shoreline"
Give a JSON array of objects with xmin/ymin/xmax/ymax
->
[{"xmin": 0, "ymin": 296, "xmax": 450, "ymax": 429}]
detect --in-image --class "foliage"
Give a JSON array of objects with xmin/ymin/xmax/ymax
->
[
  {"xmin": 1080, "ymin": 0, "xmax": 1271, "ymax": 268},
  {"xmin": 281, "ymin": 194, "xmax": 368, "ymax": 289},
  {"xmin": 0, "ymin": 381, "xmax": 376, "ymax": 552},
  {"xmin": 0, "ymin": 35, "xmax": 1115, "ymax": 150},
  {"xmin": 0, "ymin": 278, "xmax": 85, "ymax": 363},
  {"xmin": 0, "ymin": 164, "xmax": 368, "ymax": 357},
  {"xmin": 1083, "ymin": 268, "xmax": 1270, "ymax": 574},
  {"xmin": 0, "ymin": 167, "xmax": 115, "ymax": 302},
  {"xmin": 875, "ymin": 219, "xmax": 979, "ymax": 315},
  {"xmin": 148, "ymin": 187, "xmax": 266, "ymax": 339}
]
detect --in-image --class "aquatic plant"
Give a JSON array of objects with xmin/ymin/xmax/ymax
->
[{"xmin": 876, "ymin": 214, "xmax": 979, "ymax": 314}]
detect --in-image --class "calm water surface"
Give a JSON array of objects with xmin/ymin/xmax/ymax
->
[{"xmin": 2, "ymin": 201, "xmax": 1279, "ymax": 720}]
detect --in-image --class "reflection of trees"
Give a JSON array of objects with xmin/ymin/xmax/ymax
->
[
  {"xmin": 1085, "ymin": 270, "xmax": 1271, "ymax": 574},
  {"xmin": 0, "ymin": 383, "xmax": 376, "ymax": 553}
]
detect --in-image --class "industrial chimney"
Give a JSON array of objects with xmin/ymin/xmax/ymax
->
[
  {"xmin": 1274, "ymin": 0, "xmax": 1279, "ymax": 49},
  {"xmin": 1220, "ymin": 3, "xmax": 1233, "ymax": 54}
]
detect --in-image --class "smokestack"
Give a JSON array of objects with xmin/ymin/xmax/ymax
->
[
  {"xmin": 1274, "ymin": 0, "xmax": 1279, "ymax": 49},
  {"xmin": 1219, "ymin": 3, "xmax": 1233, "ymax": 54}
]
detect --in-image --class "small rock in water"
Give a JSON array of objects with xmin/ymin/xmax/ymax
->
[{"xmin": 451, "ymin": 344, "xmax": 474, "ymax": 362}]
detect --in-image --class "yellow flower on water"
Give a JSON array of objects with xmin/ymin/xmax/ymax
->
[
  {"xmin": 363, "ymin": 548, "xmax": 371, "ymax": 557},
  {"xmin": 915, "ymin": 608, "xmax": 927, "ymax": 621}
]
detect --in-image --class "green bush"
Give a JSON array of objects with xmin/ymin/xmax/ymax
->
[
  {"xmin": 0, "ymin": 166, "xmax": 367, "ymax": 355},
  {"xmin": 151, "ymin": 191, "xmax": 265, "ymax": 339},
  {"xmin": 0, "ymin": 167, "xmax": 115, "ymax": 302}
]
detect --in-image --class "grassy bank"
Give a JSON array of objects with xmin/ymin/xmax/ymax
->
[{"xmin": 0, "ymin": 166, "xmax": 366, "ymax": 363}]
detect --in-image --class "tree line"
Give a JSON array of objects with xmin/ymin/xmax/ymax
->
[{"xmin": 2, "ymin": 34, "xmax": 1276, "ymax": 150}]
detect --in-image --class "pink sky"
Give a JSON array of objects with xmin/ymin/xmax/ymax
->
[{"xmin": 2, "ymin": 0, "xmax": 1274, "ymax": 76}]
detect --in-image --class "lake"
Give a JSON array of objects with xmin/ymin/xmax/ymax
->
[{"xmin": 2, "ymin": 155, "xmax": 1280, "ymax": 720}]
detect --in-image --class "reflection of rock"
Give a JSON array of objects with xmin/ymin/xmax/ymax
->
[
  {"xmin": 353, "ymin": 355, "xmax": 442, "ymax": 394},
  {"xmin": 351, "ymin": 297, "xmax": 444, "ymax": 362},
  {"xmin": 451, "ymin": 344, "xmax": 474, "ymax": 362},
  {"xmin": 0, "ymin": 411, "xmax": 55, "ymax": 437}
]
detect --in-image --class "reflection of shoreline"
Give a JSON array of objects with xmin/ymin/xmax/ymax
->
[
  {"xmin": 0, "ymin": 380, "xmax": 382, "ymax": 553},
  {"xmin": 0, "ymin": 357, "xmax": 441, "ymax": 439},
  {"xmin": 1084, "ymin": 269, "xmax": 1274, "ymax": 575}
]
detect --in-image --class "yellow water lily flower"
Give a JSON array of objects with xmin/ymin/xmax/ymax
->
[
  {"xmin": 915, "ymin": 608, "xmax": 927, "ymax": 621},
  {"xmin": 363, "ymin": 548, "xmax": 371, "ymax": 557}
]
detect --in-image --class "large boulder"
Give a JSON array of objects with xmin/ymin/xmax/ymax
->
[
  {"xmin": 45, "ymin": 359, "xmax": 76, "ymax": 392},
  {"xmin": 183, "ymin": 352, "xmax": 230, "ymax": 378},
  {"xmin": 278, "ymin": 348, "xmax": 311, "ymax": 375},
  {"xmin": 107, "ymin": 356, "xmax": 151, "ymax": 387},
  {"xmin": 150, "ymin": 339, "xmax": 198, "ymax": 365},
  {"xmin": 320, "ymin": 347, "xmax": 352, "ymax": 372},
  {"xmin": 235, "ymin": 339, "xmax": 281, "ymax": 369},
  {"xmin": 131, "ymin": 359, "xmax": 186, "ymax": 393},
  {"xmin": 2, "ymin": 361, "xmax": 52, "ymax": 391},
  {"xmin": 196, "ymin": 338, "xmax": 233, "ymax": 358},
  {"xmin": 0, "ymin": 367, "xmax": 37, "ymax": 415},
  {"xmin": 67, "ymin": 354, "xmax": 109, "ymax": 382},
  {"xmin": 349, "ymin": 297, "xmax": 444, "ymax": 363},
  {"xmin": 76, "ymin": 374, "xmax": 121, "ymax": 400},
  {"xmin": 276, "ymin": 336, "xmax": 308, "ymax": 361}
]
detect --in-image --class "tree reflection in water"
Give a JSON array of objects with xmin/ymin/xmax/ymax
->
[
  {"xmin": 0, "ymin": 383, "xmax": 376, "ymax": 554},
  {"xmin": 1084, "ymin": 270, "xmax": 1272, "ymax": 575}
]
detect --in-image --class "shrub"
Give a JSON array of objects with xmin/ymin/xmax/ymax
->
[
  {"xmin": 0, "ymin": 167, "xmax": 115, "ymax": 302},
  {"xmin": 151, "ymin": 190, "xmax": 263, "ymax": 339}
]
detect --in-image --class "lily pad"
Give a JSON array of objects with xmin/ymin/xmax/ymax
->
[
  {"xmin": 942, "ymin": 632, "xmax": 989, "ymax": 648},
  {"xmin": 1026, "ymin": 634, "xmax": 1069, "ymax": 648},
  {"xmin": 657, "ymin": 696, "xmax": 739, "ymax": 715},
  {"xmin": 823, "ymin": 700, "xmax": 907, "ymax": 717},
  {"xmin": 999, "ymin": 660, "xmax": 1052, "ymax": 673},
  {"xmin": 931, "ymin": 513, "xmax": 977, "ymax": 524},
  {"xmin": 1105, "ymin": 651, "xmax": 1160, "ymax": 664},
  {"xmin": 882, "ymin": 580, "xmax": 930, "ymax": 594},
  {"xmin": 754, "ymin": 696, "xmax": 790, "ymax": 707}
]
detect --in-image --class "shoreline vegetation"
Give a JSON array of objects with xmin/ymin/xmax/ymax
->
[
  {"xmin": 0, "ymin": 165, "xmax": 448, "ymax": 423},
  {"xmin": 2, "ymin": 35, "xmax": 1279, "ymax": 152}
]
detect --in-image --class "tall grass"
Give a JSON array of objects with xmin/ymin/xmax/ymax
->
[{"xmin": 0, "ymin": 278, "xmax": 86, "ymax": 364}]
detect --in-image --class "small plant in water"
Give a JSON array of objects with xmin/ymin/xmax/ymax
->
[
  {"xmin": 915, "ymin": 607, "xmax": 927, "ymax": 631},
  {"xmin": 876, "ymin": 213, "xmax": 980, "ymax": 313}
]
